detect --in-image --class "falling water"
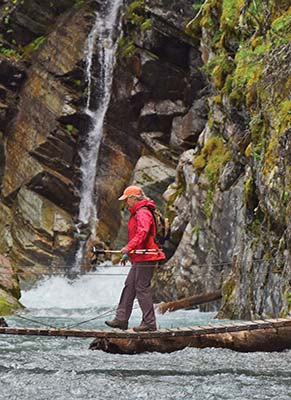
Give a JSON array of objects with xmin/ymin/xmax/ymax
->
[
  {"xmin": 74, "ymin": 0, "xmax": 123, "ymax": 269},
  {"xmin": 79, "ymin": 0, "xmax": 123, "ymax": 226}
]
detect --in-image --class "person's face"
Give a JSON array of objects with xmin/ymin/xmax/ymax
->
[{"xmin": 126, "ymin": 196, "xmax": 138, "ymax": 208}]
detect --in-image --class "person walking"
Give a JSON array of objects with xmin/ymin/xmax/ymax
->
[{"xmin": 105, "ymin": 185, "xmax": 166, "ymax": 332}]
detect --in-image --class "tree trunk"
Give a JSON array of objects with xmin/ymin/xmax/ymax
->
[{"xmin": 158, "ymin": 290, "xmax": 222, "ymax": 314}]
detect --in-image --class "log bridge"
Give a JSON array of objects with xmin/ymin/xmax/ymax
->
[{"xmin": 1, "ymin": 317, "xmax": 291, "ymax": 354}]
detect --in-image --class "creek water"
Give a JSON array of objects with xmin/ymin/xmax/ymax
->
[{"xmin": 1, "ymin": 266, "xmax": 291, "ymax": 400}]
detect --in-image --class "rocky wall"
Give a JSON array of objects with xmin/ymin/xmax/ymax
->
[
  {"xmin": 161, "ymin": 0, "xmax": 291, "ymax": 319},
  {"xmin": 0, "ymin": 0, "xmax": 208, "ymax": 312},
  {"xmin": 96, "ymin": 0, "xmax": 208, "ymax": 246},
  {"xmin": 0, "ymin": 1, "xmax": 98, "ymax": 310},
  {"xmin": 1, "ymin": 0, "xmax": 290, "ymax": 320}
]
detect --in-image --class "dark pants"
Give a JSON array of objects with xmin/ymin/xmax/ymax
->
[{"xmin": 116, "ymin": 261, "xmax": 158, "ymax": 328}]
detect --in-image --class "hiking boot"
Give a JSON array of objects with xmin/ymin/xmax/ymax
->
[
  {"xmin": 105, "ymin": 319, "xmax": 128, "ymax": 330},
  {"xmin": 133, "ymin": 323, "xmax": 156, "ymax": 332}
]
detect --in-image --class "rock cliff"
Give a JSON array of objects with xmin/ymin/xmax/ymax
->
[
  {"xmin": 153, "ymin": 0, "xmax": 291, "ymax": 319},
  {"xmin": 0, "ymin": 0, "xmax": 97, "ymax": 310},
  {"xmin": 0, "ymin": 0, "xmax": 290, "ymax": 319},
  {"xmin": 111, "ymin": 0, "xmax": 291, "ymax": 319}
]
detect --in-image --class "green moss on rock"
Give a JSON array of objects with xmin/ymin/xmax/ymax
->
[
  {"xmin": 229, "ymin": 44, "xmax": 266, "ymax": 105},
  {"xmin": 200, "ymin": 0, "xmax": 223, "ymax": 30},
  {"xmin": 217, "ymin": 273, "xmax": 237, "ymax": 318},
  {"xmin": 194, "ymin": 136, "xmax": 231, "ymax": 186},
  {"xmin": 271, "ymin": 5, "xmax": 291, "ymax": 45},
  {"xmin": 244, "ymin": 175, "xmax": 255, "ymax": 209},
  {"xmin": 193, "ymin": 136, "xmax": 231, "ymax": 218},
  {"xmin": 0, "ymin": 289, "xmax": 23, "ymax": 316},
  {"xmin": 193, "ymin": 154, "xmax": 206, "ymax": 171},
  {"xmin": 220, "ymin": 0, "xmax": 244, "ymax": 31}
]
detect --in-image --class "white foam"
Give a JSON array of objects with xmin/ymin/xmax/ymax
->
[{"xmin": 20, "ymin": 266, "xmax": 127, "ymax": 309}]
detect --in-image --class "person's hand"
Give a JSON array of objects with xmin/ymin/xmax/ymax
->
[
  {"xmin": 120, "ymin": 247, "xmax": 129, "ymax": 254},
  {"xmin": 120, "ymin": 253, "xmax": 130, "ymax": 266}
]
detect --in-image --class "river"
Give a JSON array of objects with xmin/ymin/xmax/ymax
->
[{"xmin": 1, "ymin": 266, "xmax": 291, "ymax": 400}]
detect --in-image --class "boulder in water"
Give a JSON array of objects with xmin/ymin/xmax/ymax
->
[{"xmin": 0, "ymin": 317, "xmax": 8, "ymax": 327}]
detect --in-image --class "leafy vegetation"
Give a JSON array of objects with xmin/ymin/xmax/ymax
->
[
  {"xmin": 0, "ymin": 43, "xmax": 20, "ymax": 59},
  {"xmin": 118, "ymin": 0, "xmax": 152, "ymax": 59},
  {"xmin": 193, "ymin": 0, "xmax": 205, "ymax": 12},
  {"xmin": 74, "ymin": 0, "xmax": 85, "ymax": 8},
  {"xmin": 65, "ymin": 124, "xmax": 74, "ymax": 133},
  {"xmin": 22, "ymin": 36, "xmax": 46, "ymax": 58}
]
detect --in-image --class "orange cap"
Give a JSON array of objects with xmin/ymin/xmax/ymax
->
[{"xmin": 118, "ymin": 185, "xmax": 142, "ymax": 200}]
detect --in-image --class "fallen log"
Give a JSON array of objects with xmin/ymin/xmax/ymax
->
[
  {"xmin": 158, "ymin": 290, "xmax": 222, "ymax": 314},
  {"xmin": 89, "ymin": 318, "xmax": 291, "ymax": 354}
]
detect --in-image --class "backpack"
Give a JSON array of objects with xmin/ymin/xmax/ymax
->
[{"xmin": 143, "ymin": 207, "xmax": 171, "ymax": 246}]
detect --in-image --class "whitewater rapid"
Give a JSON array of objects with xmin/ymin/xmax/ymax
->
[
  {"xmin": 2, "ymin": 271, "xmax": 290, "ymax": 400},
  {"xmin": 20, "ymin": 266, "xmax": 127, "ymax": 310}
]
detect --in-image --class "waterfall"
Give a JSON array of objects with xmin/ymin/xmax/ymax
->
[
  {"xmin": 79, "ymin": 0, "xmax": 123, "ymax": 227},
  {"xmin": 73, "ymin": 0, "xmax": 123, "ymax": 269}
]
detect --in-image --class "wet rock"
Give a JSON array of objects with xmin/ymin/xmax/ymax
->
[
  {"xmin": 141, "ymin": 131, "xmax": 177, "ymax": 164},
  {"xmin": 0, "ymin": 255, "xmax": 22, "ymax": 315},
  {"xmin": 170, "ymin": 97, "xmax": 208, "ymax": 151},
  {"xmin": 9, "ymin": 187, "xmax": 76, "ymax": 275},
  {"xmin": 138, "ymin": 99, "xmax": 187, "ymax": 140},
  {"xmin": 113, "ymin": 155, "xmax": 175, "ymax": 250},
  {"xmin": 146, "ymin": 0, "xmax": 197, "ymax": 32},
  {"xmin": 164, "ymin": 149, "xmax": 194, "ymax": 239},
  {"xmin": 0, "ymin": 317, "xmax": 8, "ymax": 327},
  {"xmin": 0, "ymin": 57, "xmax": 26, "ymax": 91},
  {"xmin": 0, "ymin": 202, "xmax": 13, "ymax": 255},
  {"xmin": 0, "ymin": 254, "xmax": 19, "ymax": 297},
  {"xmin": 16, "ymin": 187, "xmax": 74, "ymax": 236},
  {"xmin": 131, "ymin": 155, "xmax": 176, "ymax": 209},
  {"xmin": 140, "ymin": 100, "xmax": 187, "ymax": 117},
  {"xmin": 218, "ymin": 160, "xmax": 244, "ymax": 192},
  {"xmin": 138, "ymin": 52, "xmax": 197, "ymax": 104},
  {"xmin": 0, "ymin": 0, "xmax": 77, "ymax": 46},
  {"xmin": 96, "ymin": 0, "xmax": 208, "ymax": 244},
  {"xmin": 0, "ymin": 288, "xmax": 23, "ymax": 316},
  {"xmin": 153, "ymin": 139, "xmax": 245, "ymax": 303},
  {"xmin": 0, "ymin": 4, "xmax": 93, "ymax": 275},
  {"xmin": 0, "ymin": 131, "xmax": 5, "ymax": 185}
]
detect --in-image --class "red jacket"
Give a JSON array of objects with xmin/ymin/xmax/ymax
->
[{"xmin": 125, "ymin": 199, "xmax": 166, "ymax": 263}]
